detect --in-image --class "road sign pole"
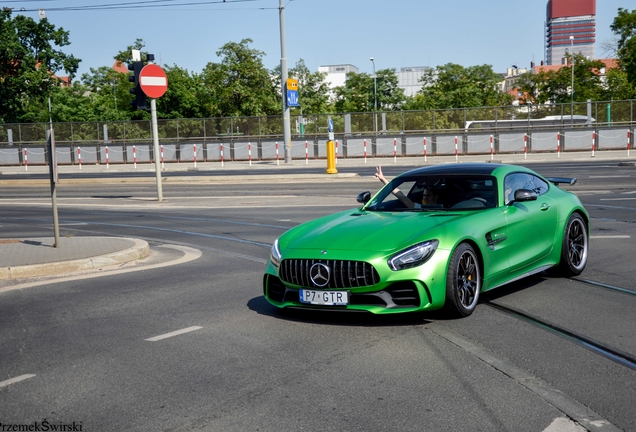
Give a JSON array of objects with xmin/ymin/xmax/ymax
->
[
  {"xmin": 150, "ymin": 98, "xmax": 163, "ymax": 202},
  {"xmin": 46, "ymin": 129, "xmax": 60, "ymax": 248}
]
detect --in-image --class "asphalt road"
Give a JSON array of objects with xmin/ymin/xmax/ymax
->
[{"xmin": 0, "ymin": 160, "xmax": 635, "ymax": 432}]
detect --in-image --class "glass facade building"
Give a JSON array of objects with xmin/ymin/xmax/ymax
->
[{"xmin": 545, "ymin": 0, "xmax": 596, "ymax": 65}]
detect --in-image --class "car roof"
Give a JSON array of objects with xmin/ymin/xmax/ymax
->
[{"xmin": 398, "ymin": 163, "xmax": 533, "ymax": 178}]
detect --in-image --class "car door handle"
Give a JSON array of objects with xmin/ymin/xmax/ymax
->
[{"xmin": 540, "ymin": 203, "xmax": 550, "ymax": 211}]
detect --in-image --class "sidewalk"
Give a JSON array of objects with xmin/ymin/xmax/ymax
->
[
  {"xmin": 0, "ymin": 149, "xmax": 634, "ymax": 282},
  {"xmin": 0, "ymin": 237, "xmax": 150, "ymax": 282}
]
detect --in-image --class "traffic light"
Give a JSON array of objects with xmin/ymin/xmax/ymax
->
[{"xmin": 128, "ymin": 61, "xmax": 147, "ymax": 110}]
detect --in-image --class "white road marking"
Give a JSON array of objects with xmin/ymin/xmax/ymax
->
[
  {"xmin": 600, "ymin": 197, "xmax": 636, "ymax": 201},
  {"xmin": 0, "ymin": 374, "xmax": 36, "ymax": 388},
  {"xmin": 590, "ymin": 235, "xmax": 631, "ymax": 239},
  {"xmin": 145, "ymin": 326, "xmax": 202, "ymax": 342},
  {"xmin": 543, "ymin": 417, "xmax": 586, "ymax": 432},
  {"xmin": 588, "ymin": 175, "xmax": 628, "ymax": 178}
]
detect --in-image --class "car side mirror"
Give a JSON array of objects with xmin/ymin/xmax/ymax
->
[
  {"xmin": 511, "ymin": 189, "xmax": 537, "ymax": 204},
  {"xmin": 357, "ymin": 191, "xmax": 371, "ymax": 204}
]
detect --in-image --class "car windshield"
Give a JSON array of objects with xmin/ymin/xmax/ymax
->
[{"xmin": 365, "ymin": 174, "xmax": 498, "ymax": 212}]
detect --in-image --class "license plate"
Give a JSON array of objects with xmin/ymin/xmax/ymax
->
[{"xmin": 299, "ymin": 289, "xmax": 349, "ymax": 306}]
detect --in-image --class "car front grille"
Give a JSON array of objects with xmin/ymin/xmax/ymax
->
[{"xmin": 279, "ymin": 259, "xmax": 380, "ymax": 289}]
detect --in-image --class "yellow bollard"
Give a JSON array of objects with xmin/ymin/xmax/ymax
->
[{"xmin": 326, "ymin": 140, "xmax": 338, "ymax": 174}]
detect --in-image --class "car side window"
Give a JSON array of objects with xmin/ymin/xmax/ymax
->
[
  {"xmin": 505, "ymin": 173, "xmax": 550, "ymax": 203},
  {"xmin": 529, "ymin": 176, "xmax": 549, "ymax": 195}
]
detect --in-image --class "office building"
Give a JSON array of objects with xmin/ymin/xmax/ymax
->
[{"xmin": 545, "ymin": 0, "xmax": 596, "ymax": 65}]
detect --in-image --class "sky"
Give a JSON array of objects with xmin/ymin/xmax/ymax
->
[{"xmin": 5, "ymin": 0, "xmax": 630, "ymax": 80}]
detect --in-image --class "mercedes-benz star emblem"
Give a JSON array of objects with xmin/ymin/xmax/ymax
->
[{"xmin": 309, "ymin": 263, "xmax": 330, "ymax": 287}]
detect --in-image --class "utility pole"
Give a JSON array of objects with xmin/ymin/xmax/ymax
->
[{"xmin": 279, "ymin": 0, "xmax": 292, "ymax": 163}]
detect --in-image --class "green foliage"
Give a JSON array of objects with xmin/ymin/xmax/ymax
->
[
  {"xmin": 114, "ymin": 38, "xmax": 147, "ymax": 64},
  {"xmin": 0, "ymin": 9, "xmax": 80, "ymax": 123},
  {"xmin": 201, "ymin": 39, "xmax": 279, "ymax": 118},
  {"xmin": 518, "ymin": 55, "xmax": 607, "ymax": 104},
  {"xmin": 156, "ymin": 65, "xmax": 210, "ymax": 119},
  {"xmin": 333, "ymin": 71, "xmax": 373, "ymax": 113},
  {"xmin": 332, "ymin": 68, "xmax": 406, "ymax": 114},
  {"xmin": 611, "ymin": 8, "xmax": 636, "ymax": 85},
  {"xmin": 408, "ymin": 63, "xmax": 513, "ymax": 110},
  {"xmin": 604, "ymin": 68, "xmax": 636, "ymax": 100}
]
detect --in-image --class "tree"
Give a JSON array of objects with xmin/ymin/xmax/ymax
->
[
  {"xmin": 157, "ymin": 65, "xmax": 211, "ymax": 119},
  {"xmin": 332, "ymin": 71, "xmax": 373, "ymax": 113},
  {"xmin": 81, "ymin": 65, "xmax": 134, "ymax": 120},
  {"xmin": 332, "ymin": 68, "xmax": 405, "ymax": 113},
  {"xmin": 201, "ymin": 39, "xmax": 278, "ymax": 117},
  {"xmin": 611, "ymin": 8, "xmax": 636, "ymax": 85},
  {"xmin": 375, "ymin": 69, "xmax": 406, "ymax": 111},
  {"xmin": 603, "ymin": 68, "xmax": 636, "ymax": 100},
  {"xmin": 518, "ymin": 55, "xmax": 607, "ymax": 104},
  {"xmin": 114, "ymin": 38, "xmax": 148, "ymax": 64},
  {"xmin": 407, "ymin": 63, "xmax": 512, "ymax": 110},
  {"xmin": 0, "ymin": 9, "xmax": 80, "ymax": 123}
]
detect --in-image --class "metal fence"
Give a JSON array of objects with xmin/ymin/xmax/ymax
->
[{"xmin": 1, "ymin": 100, "xmax": 634, "ymax": 166}]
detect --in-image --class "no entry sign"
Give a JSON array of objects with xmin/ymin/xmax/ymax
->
[{"xmin": 139, "ymin": 64, "xmax": 168, "ymax": 98}]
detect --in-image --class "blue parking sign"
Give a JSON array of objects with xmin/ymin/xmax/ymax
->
[{"xmin": 287, "ymin": 90, "xmax": 299, "ymax": 107}]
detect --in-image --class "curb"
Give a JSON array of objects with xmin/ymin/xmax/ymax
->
[{"xmin": 0, "ymin": 238, "xmax": 151, "ymax": 281}]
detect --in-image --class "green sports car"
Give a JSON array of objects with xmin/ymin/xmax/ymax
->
[{"xmin": 263, "ymin": 163, "xmax": 589, "ymax": 317}]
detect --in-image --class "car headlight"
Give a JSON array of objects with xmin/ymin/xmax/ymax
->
[
  {"xmin": 388, "ymin": 240, "xmax": 439, "ymax": 271},
  {"xmin": 270, "ymin": 238, "xmax": 282, "ymax": 267}
]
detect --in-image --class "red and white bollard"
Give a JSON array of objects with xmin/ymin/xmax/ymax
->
[
  {"xmin": 393, "ymin": 138, "xmax": 397, "ymax": 163},
  {"xmin": 193, "ymin": 143, "xmax": 197, "ymax": 168},
  {"xmin": 105, "ymin": 146, "xmax": 109, "ymax": 169},
  {"xmin": 160, "ymin": 144, "xmax": 164, "ymax": 170},
  {"xmin": 455, "ymin": 136, "xmax": 459, "ymax": 162},
  {"xmin": 305, "ymin": 140, "xmax": 309, "ymax": 165},
  {"xmin": 220, "ymin": 143, "xmax": 225, "ymax": 168},
  {"xmin": 490, "ymin": 135, "xmax": 494, "ymax": 161},
  {"xmin": 248, "ymin": 142, "xmax": 252, "ymax": 167},
  {"xmin": 133, "ymin": 145, "xmax": 137, "ymax": 168},
  {"xmin": 364, "ymin": 139, "xmax": 367, "ymax": 163},
  {"xmin": 424, "ymin": 138, "xmax": 427, "ymax": 162},
  {"xmin": 78, "ymin": 146, "xmax": 82, "ymax": 169},
  {"xmin": 557, "ymin": 132, "xmax": 561, "ymax": 159},
  {"xmin": 275, "ymin": 142, "xmax": 280, "ymax": 166},
  {"xmin": 592, "ymin": 131, "xmax": 596, "ymax": 157},
  {"xmin": 24, "ymin": 149, "xmax": 27, "ymax": 171},
  {"xmin": 523, "ymin": 134, "xmax": 527, "ymax": 160}
]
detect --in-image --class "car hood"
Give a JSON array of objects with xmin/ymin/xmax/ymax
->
[{"xmin": 282, "ymin": 209, "xmax": 460, "ymax": 252}]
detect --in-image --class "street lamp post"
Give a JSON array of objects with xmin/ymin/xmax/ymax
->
[
  {"xmin": 570, "ymin": 35, "xmax": 574, "ymax": 121},
  {"xmin": 279, "ymin": 0, "xmax": 292, "ymax": 163},
  {"xmin": 370, "ymin": 57, "xmax": 377, "ymax": 134}
]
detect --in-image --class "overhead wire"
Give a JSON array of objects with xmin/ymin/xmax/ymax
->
[{"xmin": 4, "ymin": 0, "xmax": 260, "ymax": 12}]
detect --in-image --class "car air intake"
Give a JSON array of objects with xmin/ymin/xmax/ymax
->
[{"xmin": 279, "ymin": 259, "xmax": 380, "ymax": 289}]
